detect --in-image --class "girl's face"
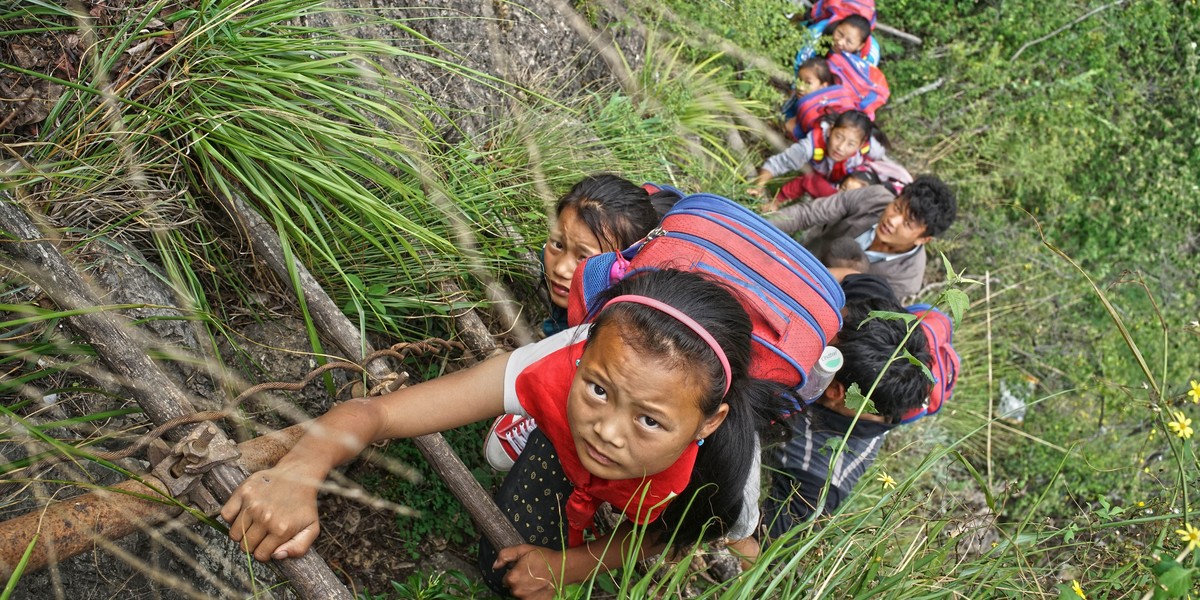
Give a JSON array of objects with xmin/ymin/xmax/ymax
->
[
  {"xmin": 832, "ymin": 24, "xmax": 866, "ymax": 54},
  {"xmin": 796, "ymin": 67, "xmax": 824, "ymax": 96},
  {"xmin": 567, "ymin": 323, "xmax": 728, "ymax": 480},
  {"xmin": 827, "ymin": 125, "xmax": 867, "ymax": 163},
  {"xmin": 544, "ymin": 206, "xmax": 605, "ymax": 308}
]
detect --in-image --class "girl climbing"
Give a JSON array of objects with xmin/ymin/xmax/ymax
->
[
  {"xmin": 747, "ymin": 110, "xmax": 888, "ymax": 209},
  {"xmin": 220, "ymin": 268, "xmax": 787, "ymax": 599},
  {"xmin": 793, "ymin": 13, "xmax": 881, "ymax": 68},
  {"xmin": 490, "ymin": 174, "xmax": 681, "ymax": 473},
  {"xmin": 781, "ymin": 56, "xmax": 853, "ymax": 141},
  {"xmin": 540, "ymin": 174, "xmax": 678, "ymax": 337}
]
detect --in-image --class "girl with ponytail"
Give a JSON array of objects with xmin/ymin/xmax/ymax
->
[
  {"xmin": 221, "ymin": 268, "xmax": 788, "ymax": 599},
  {"xmin": 748, "ymin": 109, "xmax": 889, "ymax": 209}
]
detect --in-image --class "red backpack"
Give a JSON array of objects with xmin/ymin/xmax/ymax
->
[
  {"xmin": 792, "ymin": 85, "xmax": 860, "ymax": 139},
  {"xmin": 567, "ymin": 188, "xmax": 845, "ymax": 390},
  {"xmin": 899, "ymin": 304, "xmax": 961, "ymax": 423},
  {"xmin": 810, "ymin": 0, "xmax": 876, "ymax": 27},
  {"xmin": 827, "ymin": 52, "xmax": 890, "ymax": 119}
]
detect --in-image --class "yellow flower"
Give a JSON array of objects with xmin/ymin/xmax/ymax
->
[
  {"xmin": 877, "ymin": 471, "xmax": 897, "ymax": 490},
  {"xmin": 1071, "ymin": 579, "xmax": 1086, "ymax": 599},
  {"xmin": 1189, "ymin": 380, "xmax": 1200, "ymax": 403},
  {"xmin": 1167, "ymin": 411, "xmax": 1194, "ymax": 440},
  {"xmin": 1178, "ymin": 522, "xmax": 1200, "ymax": 552}
]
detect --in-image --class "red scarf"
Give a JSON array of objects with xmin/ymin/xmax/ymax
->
[{"xmin": 514, "ymin": 340, "xmax": 699, "ymax": 547}]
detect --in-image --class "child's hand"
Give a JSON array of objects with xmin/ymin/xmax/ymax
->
[
  {"xmin": 220, "ymin": 466, "xmax": 322, "ymax": 562},
  {"xmin": 494, "ymin": 544, "xmax": 563, "ymax": 599},
  {"xmin": 746, "ymin": 186, "xmax": 766, "ymax": 199}
]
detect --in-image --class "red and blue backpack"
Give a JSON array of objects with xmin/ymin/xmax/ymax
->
[
  {"xmin": 899, "ymin": 304, "xmax": 961, "ymax": 423},
  {"xmin": 566, "ymin": 186, "xmax": 845, "ymax": 391},
  {"xmin": 810, "ymin": 0, "xmax": 876, "ymax": 28},
  {"xmin": 792, "ymin": 85, "xmax": 860, "ymax": 139},
  {"xmin": 827, "ymin": 52, "xmax": 891, "ymax": 119}
]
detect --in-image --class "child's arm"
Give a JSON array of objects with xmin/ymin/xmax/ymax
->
[
  {"xmin": 746, "ymin": 168, "xmax": 775, "ymax": 198},
  {"xmin": 494, "ymin": 521, "xmax": 663, "ymax": 599},
  {"xmin": 220, "ymin": 351, "xmax": 511, "ymax": 561},
  {"xmin": 747, "ymin": 138, "xmax": 815, "ymax": 198},
  {"xmin": 766, "ymin": 184, "xmax": 865, "ymax": 235}
]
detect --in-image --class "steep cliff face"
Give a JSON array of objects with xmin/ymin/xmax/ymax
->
[
  {"xmin": 2, "ymin": 2, "xmax": 644, "ymax": 598},
  {"xmin": 298, "ymin": 1, "xmax": 643, "ymax": 140}
]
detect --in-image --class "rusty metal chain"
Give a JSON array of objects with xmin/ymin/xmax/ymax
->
[{"xmin": 40, "ymin": 339, "xmax": 464, "ymax": 467}]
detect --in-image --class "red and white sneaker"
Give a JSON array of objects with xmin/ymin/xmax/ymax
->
[{"xmin": 484, "ymin": 414, "xmax": 539, "ymax": 471}]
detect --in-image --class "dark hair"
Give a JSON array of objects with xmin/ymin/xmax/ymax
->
[
  {"xmin": 834, "ymin": 298, "xmax": 931, "ymax": 421},
  {"xmin": 900, "ymin": 174, "xmax": 957, "ymax": 238},
  {"xmin": 588, "ymin": 269, "xmax": 789, "ymax": 546},
  {"xmin": 844, "ymin": 169, "xmax": 881, "ymax": 188},
  {"xmin": 827, "ymin": 15, "xmax": 871, "ymax": 46},
  {"xmin": 648, "ymin": 189, "xmax": 681, "ymax": 221},
  {"xmin": 557, "ymin": 174, "xmax": 677, "ymax": 252},
  {"xmin": 797, "ymin": 57, "xmax": 836, "ymax": 86},
  {"xmin": 822, "ymin": 110, "xmax": 890, "ymax": 152},
  {"xmin": 821, "ymin": 237, "xmax": 869, "ymax": 272}
]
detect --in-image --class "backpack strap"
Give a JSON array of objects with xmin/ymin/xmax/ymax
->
[
  {"xmin": 810, "ymin": 121, "xmax": 872, "ymax": 174},
  {"xmin": 811, "ymin": 124, "xmax": 827, "ymax": 163},
  {"xmin": 642, "ymin": 182, "xmax": 685, "ymax": 197}
]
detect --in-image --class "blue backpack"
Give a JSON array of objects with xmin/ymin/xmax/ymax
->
[{"xmin": 566, "ymin": 187, "xmax": 845, "ymax": 390}]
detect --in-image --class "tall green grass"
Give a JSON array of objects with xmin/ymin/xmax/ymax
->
[{"xmin": 3, "ymin": 0, "xmax": 1198, "ymax": 597}]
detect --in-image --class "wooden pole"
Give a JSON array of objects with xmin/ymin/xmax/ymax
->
[
  {"xmin": 0, "ymin": 425, "xmax": 305, "ymax": 579},
  {"xmin": 0, "ymin": 198, "xmax": 354, "ymax": 600},
  {"xmin": 223, "ymin": 193, "xmax": 524, "ymax": 551}
]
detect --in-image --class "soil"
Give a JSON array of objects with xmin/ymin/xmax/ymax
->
[{"xmin": 1, "ymin": 1, "xmax": 651, "ymax": 597}]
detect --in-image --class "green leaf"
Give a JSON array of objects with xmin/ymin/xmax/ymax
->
[
  {"xmin": 1152, "ymin": 558, "xmax": 1182, "ymax": 577},
  {"xmin": 860, "ymin": 309, "xmax": 917, "ymax": 327},
  {"xmin": 821, "ymin": 436, "xmax": 845, "ymax": 456},
  {"xmin": 844, "ymin": 383, "xmax": 876, "ymax": 415},
  {"xmin": 902, "ymin": 349, "xmax": 934, "ymax": 382},
  {"xmin": 1, "ymin": 534, "xmax": 37, "ymax": 600},
  {"xmin": 1154, "ymin": 564, "xmax": 1192, "ymax": 599},
  {"xmin": 942, "ymin": 288, "xmax": 969, "ymax": 326},
  {"xmin": 952, "ymin": 450, "xmax": 996, "ymax": 512}
]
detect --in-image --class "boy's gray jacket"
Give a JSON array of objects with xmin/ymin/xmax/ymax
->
[{"xmin": 767, "ymin": 185, "xmax": 926, "ymax": 298}]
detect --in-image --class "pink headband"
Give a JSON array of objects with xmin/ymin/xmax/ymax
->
[{"xmin": 605, "ymin": 295, "xmax": 732, "ymax": 397}]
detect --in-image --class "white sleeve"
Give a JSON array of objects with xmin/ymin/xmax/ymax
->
[
  {"xmin": 503, "ymin": 325, "xmax": 590, "ymax": 415},
  {"xmin": 726, "ymin": 435, "xmax": 763, "ymax": 541}
]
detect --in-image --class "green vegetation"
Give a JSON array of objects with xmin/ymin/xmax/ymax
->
[{"xmin": 2, "ymin": 0, "xmax": 1198, "ymax": 597}]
